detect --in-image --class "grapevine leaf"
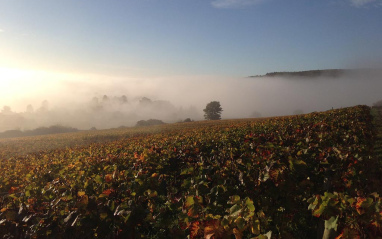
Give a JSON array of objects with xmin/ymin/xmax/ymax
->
[
  {"xmin": 325, "ymin": 216, "xmax": 338, "ymax": 231},
  {"xmin": 230, "ymin": 204, "xmax": 242, "ymax": 218}
]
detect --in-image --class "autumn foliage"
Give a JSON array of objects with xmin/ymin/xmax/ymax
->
[{"xmin": 0, "ymin": 105, "xmax": 381, "ymax": 238}]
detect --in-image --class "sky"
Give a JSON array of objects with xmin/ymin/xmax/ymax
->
[{"xmin": 0, "ymin": 0, "xmax": 382, "ymax": 121}]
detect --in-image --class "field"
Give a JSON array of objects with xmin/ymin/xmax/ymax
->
[{"xmin": 0, "ymin": 105, "xmax": 381, "ymax": 238}]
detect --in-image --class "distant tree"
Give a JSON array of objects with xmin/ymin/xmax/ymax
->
[
  {"xmin": 90, "ymin": 97, "xmax": 103, "ymax": 111},
  {"xmin": 136, "ymin": 119, "xmax": 165, "ymax": 127},
  {"xmin": 139, "ymin": 97, "xmax": 152, "ymax": 106},
  {"xmin": 26, "ymin": 104, "xmax": 34, "ymax": 113},
  {"xmin": 373, "ymin": 100, "xmax": 382, "ymax": 108},
  {"xmin": 27, "ymin": 125, "xmax": 78, "ymax": 136},
  {"xmin": 38, "ymin": 100, "xmax": 49, "ymax": 112},
  {"xmin": 120, "ymin": 95, "xmax": 128, "ymax": 104},
  {"xmin": 203, "ymin": 101, "xmax": 222, "ymax": 120},
  {"xmin": 1, "ymin": 106, "xmax": 12, "ymax": 114},
  {"xmin": 0, "ymin": 129, "xmax": 23, "ymax": 138},
  {"xmin": 91, "ymin": 97, "xmax": 98, "ymax": 103},
  {"xmin": 183, "ymin": 118, "xmax": 193, "ymax": 122},
  {"xmin": 0, "ymin": 125, "xmax": 79, "ymax": 138}
]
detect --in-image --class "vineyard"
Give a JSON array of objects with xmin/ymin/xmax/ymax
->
[{"xmin": 0, "ymin": 105, "xmax": 381, "ymax": 238}]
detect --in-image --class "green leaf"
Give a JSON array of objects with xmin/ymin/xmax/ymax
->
[
  {"xmin": 254, "ymin": 231, "xmax": 272, "ymax": 239},
  {"xmin": 94, "ymin": 175, "xmax": 102, "ymax": 183},
  {"xmin": 288, "ymin": 158, "xmax": 307, "ymax": 171},
  {"xmin": 347, "ymin": 198, "xmax": 356, "ymax": 205},
  {"xmin": 361, "ymin": 198, "xmax": 374, "ymax": 209},
  {"xmin": 325, "ymin": 216, "xmax": 338, "ymax": 231},
  {"xmin": 264, "ymin": 231, "xmax": 272, "ymax": 239},
  {"xmin": 235, "ymin": 216, "xmax": 246, "ymax": 230},
  {"xmin": 230, "ymin": 204, "xmax": 242, "ymax": 218},
  {"xmin": 323, "ymin": 192, "xmax": 335, "ymax": 199},
  {"xmin": 181, "ymin": 178, "xmax": 191, "ymax": 188},
  {"xmin": 185, "ymin": 196, "xmax": 194, "ymax": 208},
  {"xmin": 254, "ymin": 235, "xmax": 268, "ymax": 239},
  {"xmin": 180, "ymin": 167, "xmax": 194, "ymax": 175},
  {"xmin": 308, "ymin": 196, "xmax": 320, "ymax": 210},
  {"xmin": 221, "ymin": 217, "xmax": 229, "ymax": 227},
  {"xmin": 100, "ymin": 213, "xmax": 108, "ymax": 220},
  {"xmin": 8, "ymin": 194, "xmax": 18, "ymax": 199},
  {"xmin": 145, "ymin": 189, "xmax": 158, "ymax": 198},
  {"xmin": 313, "ymin": 203, "xmax": 327, "ymax": 217},
  {"xmin": 245, "ymin": 197, "xmax": 255, "ymax": 212},
  {"xmin": 229, "ymin": 195, "xmax": 241, "ymax": 204}
]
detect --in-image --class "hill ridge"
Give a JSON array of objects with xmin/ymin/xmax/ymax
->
[{"xmin": 249, "ymin": 68, "xmax": 381, "ymax": 78}]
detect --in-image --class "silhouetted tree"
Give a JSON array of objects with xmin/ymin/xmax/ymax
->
[
  {"xmin": 373, "ymin": 100, "xmax": 382, "ymax": 108},
  {"xmin": 38, "ymin": 100, "xmax": 49, "ymax": 112},
  {"xmin": 26, "ymin": 104, "xmax": 34, "ymax": 113},
  {"xmin": 203, "ymin": 101, "xmax": 222, "ymax": 120},
  {"xmin": 90, "ymin": 97, "xmax": 102, "ymax": 111},
  {"xmin": 1, "ymin": 106, "xmax": 12, "ymax": 114},
  {"xmin": 136, "ymin": 119, "xmax": 165, "ymax": 127},
  {"xmin": 102, "ymin": 95, "xmax": 109, "ymax": 102},
  {"xmin": 120, "ymin": 95, "xmax": 128, "ymax": 104},
  {"xmin": 0, "ymin": 125, "xmax": 78, "ymax": 138},
  {"xmin": 139, "ymin": 97, "xmax": 152, "ymax": 106},
  {"xmin": 0, "ymin": 129, "xmax": 23, "ymax": 138}
]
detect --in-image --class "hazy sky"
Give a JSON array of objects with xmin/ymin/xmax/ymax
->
[{"xmin": 0, "ymin": 0, "xmax": 382, "ymax": 112}]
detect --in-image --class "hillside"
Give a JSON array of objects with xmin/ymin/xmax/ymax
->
[
  {"xmin": 0, "ymin": 106, "xmax": 381, "ymax": 238},
  {"xmin": 249, "ymin": 68, "xmax": 382, "ymax": 78}
]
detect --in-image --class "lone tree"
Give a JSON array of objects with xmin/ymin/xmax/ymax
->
[{"xmin": 203, "ymin": 101, "xmax": 223, "ymax": 120}]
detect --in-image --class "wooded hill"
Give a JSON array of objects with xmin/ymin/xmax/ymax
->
[{"xmin": 249, "ymin": 68, "xmax": 382, "ymax": 78}]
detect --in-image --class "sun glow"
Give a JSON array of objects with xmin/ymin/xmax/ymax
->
[
  {"xmin": 0, "ymin": 67, "xmax": 73, "ymax": 111},
  {"xmin": 0, "ymin": 66, "xmax": 115, "ymax": 112},
  {"xmin": 0, "ymin": 67, "xmax": 30, "ymax": 81},
  {"xmin": 0, "ymin": 67, "xmax": 32, "ymax": 96}
]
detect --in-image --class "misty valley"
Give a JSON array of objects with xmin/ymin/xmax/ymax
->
[
  {"xmin": 1, "ymin": 0, "xmax": 382, "ymax": 237},
  {"xmin": 0, "ymin": 95, "xmax": 199, "ymax": 138},
  {"xmin": 1, "ymin": 69, "xmax": 382, "ymax": 238},
  {"xmin": 1, "ymin": 69, "xmax": 382, "ymax": 137}
]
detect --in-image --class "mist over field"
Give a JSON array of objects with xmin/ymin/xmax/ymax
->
[{"xmin": 1, "ymin": 69, "xmax": 382, "ymax": 132}]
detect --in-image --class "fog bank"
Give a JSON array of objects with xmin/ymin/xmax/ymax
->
[{"xmin": 1, "ymin": 69, "xmax": 381, "ymax": 132}]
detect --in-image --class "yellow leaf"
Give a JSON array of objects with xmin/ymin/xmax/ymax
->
[
  {"xmin": 77, "ymin": 191, "xmax": 86, "ymax": 197},
  {"xmin": 76, "ymin": 195, "xmax": 89, "ymax": 208},
  {"xmin": 100, "ymin": 212, "xmax": 108, "ymax": 220}
]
